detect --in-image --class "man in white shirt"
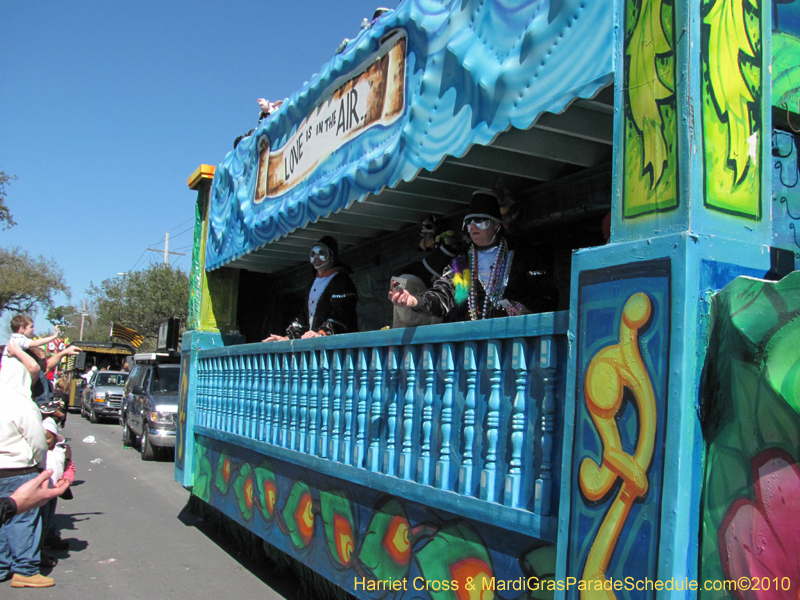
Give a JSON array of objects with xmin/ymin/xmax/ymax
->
[{"xmin": 0, "ymin": 385, "xmax": 53, "ymax": 588}]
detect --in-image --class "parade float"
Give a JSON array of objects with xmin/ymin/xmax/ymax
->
[{"xmin": 175, "ymin": 1, "xmax": 800, "ymax": 598}]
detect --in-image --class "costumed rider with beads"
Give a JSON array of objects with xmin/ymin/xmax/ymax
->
[
  {"xmin": 263, "ymin": 236, "xmax": 358, "ymax": 341},
  {"xmin": 389, "ymin": 190, "xmax": 556, "ymax": 321}
]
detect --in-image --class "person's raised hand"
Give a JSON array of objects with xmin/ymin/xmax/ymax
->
[
  {"xmin": 388, "ymin": 289, "xmax": 418, "ymax": 308},
  {"xmin": 9, "ymin": 470, "xmax": 68, "ymax": 514}
]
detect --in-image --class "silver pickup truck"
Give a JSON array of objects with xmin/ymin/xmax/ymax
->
[{"xmin": 81, "ymin": 371, "xmax": 129, "ymax": 423}]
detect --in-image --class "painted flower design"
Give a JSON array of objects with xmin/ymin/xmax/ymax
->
[
  {"xmin": 416, "ymin": 521, "xmax": 494, "ymax": 600},
  {"xmin": 333, "ymin": 513, "xmax": 355, "ymax": 566},
  {"xmin": 294, "ymin": 492, "xmax": 314, "ymax": 546},
  {"xmin": 215, "ymin": 450, "xmax": 234, "ymax": 495},
  {"xmin": 320, "ymin": 490, "xmax": 357, "ymax": 568},
  {"xmin": 450, "ymin": 557, "xmax": 495, "ymax": 600},
  {"xmin": 283, "ymin": 481, "xmax": 315, "ymax": 549},
  {"xmin": 254, "ymin": 460, "xmax": 277, "ymax": 521},
  {"xmin": 232, "ymin": 463, "xmax": 255, "ymax": 520},
  {"xmin": 382, "ymin": 514, "xmax": 411, "ymax": 566},
  {"xmin": 719, "ymin": 449, "xmax": 800, "ymax": 600},
  {"xmin": 361, "ymin": 499, "xmax": 412, "ymax": 582}
]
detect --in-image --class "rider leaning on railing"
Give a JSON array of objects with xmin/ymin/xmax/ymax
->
[
  {"xmin": 262, "ymin": 236, "xmax": 359, "ymax": 342},
  {"xmin": 389, "ymin": 190, "xmax": 558, "ymax": 322}
]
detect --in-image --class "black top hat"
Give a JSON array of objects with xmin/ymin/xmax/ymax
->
[
  {"xmin": 464, "ymin": 190, "xmax": 502, "ymax": 223},
  {"xmin": 315, "ymin": 236, "xmax": 339, "ymax": 257}
]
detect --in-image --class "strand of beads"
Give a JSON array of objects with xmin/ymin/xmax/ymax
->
[{"xmin": 467, "ymin": 239, "xmax": 509, "ymax": 320}]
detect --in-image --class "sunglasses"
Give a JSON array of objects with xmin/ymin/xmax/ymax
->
[
  {"xmin": 309, "ymin": 245, "xmax": 331, "ymax": 262},
  {"xmin": 463, "ymin": 217, "xmax": 494, "ymax": 230}
]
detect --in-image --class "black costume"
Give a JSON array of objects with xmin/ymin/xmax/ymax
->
[
  {"xmin": 412, "ymin": 239, "xmax": 558, "ymax": 322},
  {"xmin": 286, "ymin": 267, "xmax": 358, "ymax": 338}
]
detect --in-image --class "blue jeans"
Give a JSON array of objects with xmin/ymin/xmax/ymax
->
[{"xmin": 0, "ymin": 473, "xmax": 42, "ymax": 577}]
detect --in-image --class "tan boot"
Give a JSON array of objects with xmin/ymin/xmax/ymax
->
[{"xmin": 10, "ymin": 573, "xmax": 55, "ymax": 588}]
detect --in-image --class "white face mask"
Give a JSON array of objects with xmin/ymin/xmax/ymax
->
[{"xmin": 309, "ymin": 245, "xmax": 331, "ymax": 264}]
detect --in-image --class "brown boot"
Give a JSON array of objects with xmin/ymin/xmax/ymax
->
[{"xmin": 10, "ymin": 573, "xmax": 55, "ymax": 588}]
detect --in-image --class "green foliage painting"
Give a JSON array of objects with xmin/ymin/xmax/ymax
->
[
  {"xmin": 701, "ymin": 0, "xmax": 761, "ymax": 219},
  {"xmin": 700, "ymin": 273, "xmax": 800, "ymax": 598},
  {"xmin": 188, "ymin": 197, "xmax": 204, "ymax": 330},
  {"xmin": 772, "ymin": 31, "xmax": 800, "ymax": 114},
  {"xmin": 623, "ymin": 0, "xmax": 678, "ymax": 218}
]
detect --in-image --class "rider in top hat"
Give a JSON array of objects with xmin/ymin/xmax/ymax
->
[
  {"xmin": 263, "ymin": 236, "xmax": 358, "ymax": 341},
  {"xmin": 389, "ymin": 190, "xmax": 556, "ymax": 322}
]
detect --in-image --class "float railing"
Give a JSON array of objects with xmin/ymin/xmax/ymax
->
[{"xmin": 190, "ymin": 311, "xmax": 568, "ymax": 541}]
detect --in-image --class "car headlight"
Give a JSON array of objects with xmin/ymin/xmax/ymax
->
[
  {"xmin": 150, "ymin": 411, "xmax": 173, "ymax": 424},
  {"xmin": 95, "ymin": 392, "xmax": 106, "ymax": 401}
]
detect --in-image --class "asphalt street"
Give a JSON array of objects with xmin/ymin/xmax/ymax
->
[{"xmin": 23, "ymin": 413, "xmax": 294, "ymax": 599}]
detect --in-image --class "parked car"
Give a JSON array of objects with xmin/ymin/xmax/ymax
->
[
  {"xmin": 120, "ymin": 359, "xmax": 180, "ymax": 460},
  {"xmin": 81, "ymin": 371, "xmax": 128, "ymax": 423}
]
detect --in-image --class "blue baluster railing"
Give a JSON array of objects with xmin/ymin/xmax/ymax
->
[
  {"xmin": 307, "ymin": 350, "xmax": 319, "ymax": 456},
  {"xmin": 505, "ymin": 338, "xmax": 527, "ymax": 508},
  {"xmin": 367, "ymin": 347, "xmax": 384, "ymax": 472},
  {"xmin": 417, "ymin": 345, "xmax": 435, "ymax": 485},
  {"xmin": 399, "ymin": 346, "xmax": 416, "ymax": 481},
  {"xmin": 187, "ymin": 312, "xmax": 568, "ymax": 542},
  {"xmin": 330, "ymin": 350, "xmax": 342, "ymax": 461},
  {"xmin": 355, "ymin": 348, "xmax": 369, "ymax": 468},
  {"xmin": 319, "ymin": 350, "xmax": 330, "ymax": 458},
  {"xmin": 458, "ymin": 342, "xmax": 478, "ymax": 496},
  {"xmin": 384, "ymin": 347, "xmax": 399, "ymax": 477},
  {"xmin": 264, "ymin": 353, "xmax": 274, "ymax": 444},
  {"xmin": 435, "ymin": 343, "xmax": 455, "ymax": 490},
  {"xmin": 342, "ymin": 349, "xmax": 354, "ymax": 465}
]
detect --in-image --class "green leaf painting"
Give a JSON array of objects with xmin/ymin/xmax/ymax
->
[
  {"xmin": 702, "ymin": 0, "xmax": 761, "ymax": 218},
  {"xmin": 623, "ymin": 0, "xmax": 678, "ymax": 217},
  {"xmin": 215, "ymin": 448, "xmax": 235, "ymax": 495},
  {"xmin": 319, "ymin": 490, "xmax": 356, "ymax": 568},
  {"xmin": 254, "ymin": 460, "xmax": 277, "ymax": 521},
  {"xmin": 772, "ymin": 32, "xmax": 800, "ymax": 112},
  {"xmin": 415, "ymin": 521, "xmax": 493, "ymax": 600},
  {"xmin": 232, "ymin": 463, "xmax": 255, "ymax": 521},
  {"xmin": 360, "ymin": 499, "xmax": 412, "ymax": 582},
  {"xmin": 700, "ymin": 273, "xmax": 800, "ymax": 597},
  {"xmin": 519, "ymin": 545, "xmax": 557, "ymax": 600},
  {"xmin": 193, "ymin": 442, "xmax": 213, "ymax": 503},
  {"xmin": 283, "ymin": 481, "xmax": 315, "ymax": 550}
]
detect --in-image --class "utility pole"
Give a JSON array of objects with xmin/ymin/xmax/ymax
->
[
  {"xmin": 79, "ymin": 299, "xmax": 88, "ymax": 340},
  {"xmin": 147, "ymin": 231, "xmax": 185, "ymax": 265}
]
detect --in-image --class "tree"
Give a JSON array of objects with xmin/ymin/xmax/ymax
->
[
  {"xmin": 0, "ymin": 169, "xmax": 17, "ymax": 230},
  {"xmin": 0, "ymin": 247, "xmax": 70, "ymax": 317},
  {"xmin": 87, "ymin": 263, "xmax": 189, "ymax": 350},
  {"xmin": 47, "ymin": 305, "xmax": 76, "ymax": 327}
]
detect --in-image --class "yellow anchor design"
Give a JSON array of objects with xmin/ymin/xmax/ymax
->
[{"xmin": 579, "ymin": 292, "xmax": 657, "ymax": 599}]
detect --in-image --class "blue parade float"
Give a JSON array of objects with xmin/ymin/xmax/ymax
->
[{"xmin": 176, "ymin": 1, "xmax": 800, "ymax": 598}]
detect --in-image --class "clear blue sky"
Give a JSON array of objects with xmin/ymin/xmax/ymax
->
[{"xmin": 1, "ymin": 0, "xmax": 394, "ymax": 342}]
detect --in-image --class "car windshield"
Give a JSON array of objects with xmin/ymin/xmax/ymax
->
[
  {"xmin": 96, "ymin": 373, "xmax": 128, "ymax": 387},
  {"xmin": 151, "ymin": 367, "xmax": 180, "ymax": 394}
]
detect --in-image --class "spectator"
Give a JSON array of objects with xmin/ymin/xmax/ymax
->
[
  {"xmin": 389, "ymin": 190, "xmax": 558, "ymax": 321},
  {"xmin": 263, "ymin": 236, "xmax": 358, "ymax": 341},
  {"xmin": 0, "ymin": 384, "xmax": 52, "ymax": 588},
  {"xmin": 0, "ymin": 316, "xmax": 60, "ymax": 394},
  {"xmin": 40, "ymin": 418, "xmax": 73, "ymax": 558},
  {"xmin": 0, "ymin": 340, "xmax": 40, "ymax": 396},
  {"xmin": 81, "ymin": 364, "xmax": 96, "ymax": 382}
]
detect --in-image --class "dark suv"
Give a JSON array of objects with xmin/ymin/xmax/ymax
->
[{"xmin": 120, "ymin": 360, "xmax": 180, "ymax": 460}]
